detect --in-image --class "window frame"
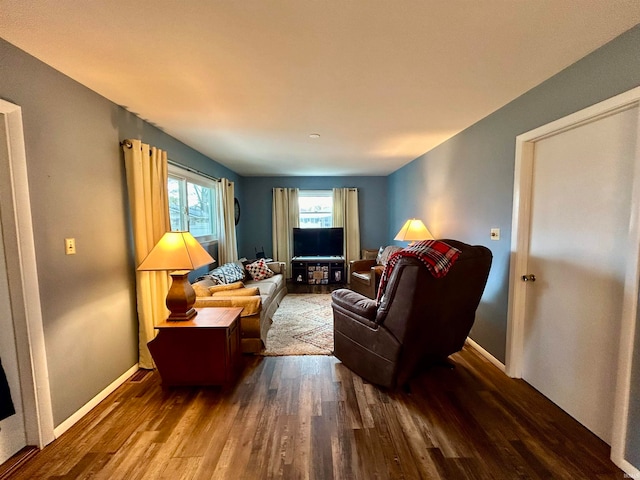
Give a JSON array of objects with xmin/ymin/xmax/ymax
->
[
  {"xmin": 168, "ymin": 164, "xmax": 218, "ymax": 243},
  {"xmin": 298, "ymin": 189, "xmax": 333, "ymax": 228}
]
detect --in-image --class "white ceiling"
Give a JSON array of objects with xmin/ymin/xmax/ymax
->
[{"xmin": 1, "ymin": 1, "xmax": 639, "ymax": 176}]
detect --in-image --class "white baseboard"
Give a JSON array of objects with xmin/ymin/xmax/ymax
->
[
  {"xmin": 465, "ymin": 337, "xmax": 505, "ymax": 372},
  {"xmin": 53, "ymin": 364, "xmax": 139, "ymax": 438},
  {"xmin": 614, "ymin": 457, "xmax": 640, "ymax": 479}
]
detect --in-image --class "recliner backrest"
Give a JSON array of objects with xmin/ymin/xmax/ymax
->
[{"xmin": 375, "ymin": 240, "xmax": 492, "ymax": 384}]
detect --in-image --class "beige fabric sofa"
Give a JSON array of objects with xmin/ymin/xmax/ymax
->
[{"xmin": 191, "ymin": 261, "xmax": 287, "ymax": 353}]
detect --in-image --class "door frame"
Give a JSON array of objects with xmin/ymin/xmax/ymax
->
[
  {"xmin": 505, "ymin": 86, "xmax": 640, "ymax": 472},
  {"xmin": 0, "ymin": 100, "xmax": 55, "ymax": 448}
]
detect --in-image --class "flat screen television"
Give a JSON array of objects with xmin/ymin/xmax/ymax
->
[{"xmin": 293, "ymin": 227, "xmax": 344, "ymax": 257}]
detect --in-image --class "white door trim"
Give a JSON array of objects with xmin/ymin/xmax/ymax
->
[
  {"xmin": 0, "ymin": 99, "xmax": 55, "ymax": 448},
  {"xmin": 506, "ymin": 86, "xmax": 640, "ymax": 474}
]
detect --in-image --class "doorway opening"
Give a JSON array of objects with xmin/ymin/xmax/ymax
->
[{"xmin": 0, "ymin": 100, "xmax": 55, "ymax": 464}]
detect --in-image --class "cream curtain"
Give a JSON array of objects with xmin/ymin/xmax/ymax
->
[
  {"xmin": 122, "ymin": 139, "xmax": 170, "ymax": 369},
  {"xmin": 272, "ymin": 188, "xmax": 299, "ymax": 277},
  {"xmin": 216, "ymin": 178, "xmax": 238, "ymax": 264},
  {"xmin": 333, "ymin": 188, "xmax": 360, "ymax": 267}
]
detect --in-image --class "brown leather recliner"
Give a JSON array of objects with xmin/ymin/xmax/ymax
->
[
  {"xmin": 331, "ymin": 239, "xmax": 492, "ymax": 389},
  {"xmin": 349, "ymin": 246, "xmax": 401, "ymax": 299}
]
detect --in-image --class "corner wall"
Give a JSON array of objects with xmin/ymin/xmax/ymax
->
[
  {"xmin": 388, "ymin": 24, "xmax": 640, "ymax": 467},
  {"xmin": 0, "ymin": 37, "xmax": 236, "ymax": 426},
  {"xmin": 238, "ymin": 176, "xmax": 389, "ymax": 261}
]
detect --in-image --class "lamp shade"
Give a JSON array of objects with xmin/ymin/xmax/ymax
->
[
  {"xmin": 137, "ymin": 231, "xmax": 215, "ymax": 321},
  {"xmin": 394, "ymin": 218, "xmax": 434, "ymax": 242},
  {"xmin": 137, "ymin": 231, "xmax": 214, "ymax": 272}
]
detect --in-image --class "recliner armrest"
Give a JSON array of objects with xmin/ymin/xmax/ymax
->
[
  {"xmin": 349, "ymin": 259, "xmax": 376, "ymax": 272},
  {"xmin": 331, "ymin": 289, "xmax": 378, "ymax": 326},
  {"xmin": 372, "ymin": 265, "xmax": 385, "ymax": 278}
]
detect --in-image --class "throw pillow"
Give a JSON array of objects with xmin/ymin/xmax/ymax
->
[
  {"xmin": 246, "ymin": 258, "xmax": 275, "ymax": 281},
  {"xmin": 210, "ymin": 286, "xmax": 260, "ymax": 297},
  {"xmin": 194, "ymin": 274, "xmax": 223, "ymax": 285},
  {"xmin": 377, "ymin": 245, "xmax": 402, "ymax": 266},
  {"xmin": 209, "ymin": 262, "xmax": 246, "ymax": 284},
  {"xmin": 192, "ymin": 282, "xmax": 213, "ymax": 297},
  {"xmin": 209, "ymin": 281, "xmax": 244, "ymax": 293}
]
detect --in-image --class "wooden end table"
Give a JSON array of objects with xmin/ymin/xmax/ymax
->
[{"xmin": 148, "ymin": 307, "xmax": 244, "ymax": 387}]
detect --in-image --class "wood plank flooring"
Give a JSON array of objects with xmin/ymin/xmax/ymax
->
[{"xmin": 7, "ymin": 346, "xmax": 626, "ymax": 479}]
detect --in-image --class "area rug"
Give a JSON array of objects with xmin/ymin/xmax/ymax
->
[{"xmin": 261, "ymin": 293, "xmax": 334, "ymax": 356}]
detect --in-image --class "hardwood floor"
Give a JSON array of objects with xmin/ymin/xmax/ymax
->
[{"xmin": 8, "ymin": 346, "xmax": 626, "ymax": 479}]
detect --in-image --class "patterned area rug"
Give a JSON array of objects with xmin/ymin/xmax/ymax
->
[{"xmin": 261, "ymin": 293, "xmax": 334, "ymax": 356}]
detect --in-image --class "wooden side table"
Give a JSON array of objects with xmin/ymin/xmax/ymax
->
[{"xmin": 148, "ymin": 307, "xmax": 244, "ymax": 387}]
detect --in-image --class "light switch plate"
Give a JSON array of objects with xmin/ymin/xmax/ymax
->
[{"xmin": 65, "ymin": 238, "xmax": 76, "ymax": 255}]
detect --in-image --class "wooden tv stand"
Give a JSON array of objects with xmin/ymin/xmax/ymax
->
[{"xmin": 291, "ymin": 256, "xmax": 345, "ymax": 285}]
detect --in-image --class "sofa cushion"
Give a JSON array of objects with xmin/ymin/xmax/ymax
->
[
  {"xmin": 245, "ymin": 273, "xmax": 284, "ymax": 295},
  {"xmin": 210, "ymin": 286, "xmax": 260, "ymax": 297},
  {"xmin": 246, "ymin": 258, "xmax": 275, "ymax": 281},
  {"xmin": 195, "ymin": 295, "xmax": 262, "ymax": 317},
  {"xmin": 249, "ymin": 280, "xmax": 277, "ymax": 296}
]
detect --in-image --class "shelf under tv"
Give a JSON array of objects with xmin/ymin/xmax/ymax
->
[{"xmin": 291, "ymin": 256, "xmax": 345, "ymax": 285}]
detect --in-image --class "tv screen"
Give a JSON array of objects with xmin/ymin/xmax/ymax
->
[{"xmin": 293, "ymin": 227, "xmax": 344, "ymax": 257}]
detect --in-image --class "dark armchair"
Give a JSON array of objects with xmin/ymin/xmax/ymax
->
[
  {"xmin": 331, "ymin": 239, "xmax": 492, "ymax": 388},
  {"xmin": 349, "ymin": 246, "xmax": 401, "ymax": 299}
]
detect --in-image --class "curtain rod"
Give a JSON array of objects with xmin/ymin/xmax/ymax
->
[
  {"xmin": 120, "ymin": 140, "xmax": 221, "ymax": 182},
  {"xmin": 276, "ymin": 188, "xmax": 358, "ymax": 190},
  {"xmin": 168, "ymin": 159, "xmax": 221, "ymax": 183}
]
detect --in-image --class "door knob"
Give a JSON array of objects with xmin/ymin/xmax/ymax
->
[{"xmin": 521, "ymin": 274, "xmax": 536, "ymax": 282}]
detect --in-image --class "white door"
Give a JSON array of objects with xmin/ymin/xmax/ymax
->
[
  {"xmin": 0, "ymin": 197, "xmax": 27, "ymax": 463},
  {"xmin": 522, "ymin": 104, "xmax": 638, "ymax": 444}
]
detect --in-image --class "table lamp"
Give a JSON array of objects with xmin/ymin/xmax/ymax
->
[
  {"xmin": 394, "ymin": 218, "xmax": 434, "ymax": 244},
  {"xmin": 137, "ymin": 231, "xmax": 215, "ymax": 321}
]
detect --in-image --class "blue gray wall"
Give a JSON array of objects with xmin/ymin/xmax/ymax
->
[
  {"xmin": 389, "ymin": 24, "xmax": 640, "ymax": 466},
  {"xmin": 238, "ymin": 176, "xmax": 388, "ymax": 260},
  {"xmin": 0, "ymin": 37, "xmax": 236, "ymax": 426}
]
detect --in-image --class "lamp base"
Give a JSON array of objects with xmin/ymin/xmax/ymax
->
[
  {"xmin": 167, "ymin": 308, "xmax": 197, "ymax": 322},
  {"xmin": 166, "ymin": 271, "xmax": 198, "ymax": 322}
]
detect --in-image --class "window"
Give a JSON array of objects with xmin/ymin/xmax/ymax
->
[
  {"xmin": 298, "ymin": 190, "xmax": 333, "ymax": 228},
  {"xmin": 168, "ymin": 165, "xmax": 217, "ymax": 242}
]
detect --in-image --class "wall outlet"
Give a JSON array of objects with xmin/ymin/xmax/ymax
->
[
  {"xmin": 65, "ymin": 238, "xmax": 76, "ymax": 255},
  {"xmin": 490, "ymin": 228, "xmax": 500, "ymax": 241}
]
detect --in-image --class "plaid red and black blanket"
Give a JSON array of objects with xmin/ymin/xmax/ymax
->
[{"xmin": 376, "ymin": 240, "xmax": 461, "ymax": 303}]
